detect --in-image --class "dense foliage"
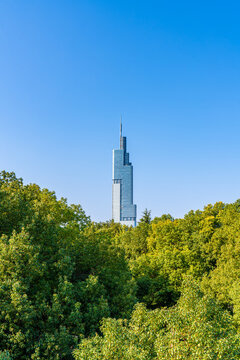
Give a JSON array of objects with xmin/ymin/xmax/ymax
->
[
  {"xmin": 1, "ymin": 171, "xmax": 240, "ymax": 359},
  {"xmin": 0, "ymin": 172, "xmax": 135, "ymax": 359},
  {"xmin": 74, "ymin": 279, "xmax": 240, "ymax": 359}
]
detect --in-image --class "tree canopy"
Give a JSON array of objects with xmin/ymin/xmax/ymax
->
[
  {"xmin": 1, "ymin": 171, "xmax": 240, "ymax": 359},
  {"xmin": 73, "ymin": 279, "xmax": 240, "ymax": 360},
  {"xmin": 0, "ymin": 172, "xmax": 135, "ymax": 359}
]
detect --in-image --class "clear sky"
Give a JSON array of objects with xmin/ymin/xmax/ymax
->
[{"xmin": 1, "ymin": 0, "xmax": 240, "ymax": 222}]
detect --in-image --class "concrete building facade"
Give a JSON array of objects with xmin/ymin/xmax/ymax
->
[{"xmin": 112, "ymin": 122, "xmax": 137, "ymax": 226}]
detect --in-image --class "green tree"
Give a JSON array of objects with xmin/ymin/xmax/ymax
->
[
  {"xmin": 73, "ymin": 279, "xmax": 240, "ymax": 360},
  {"xmin": 139, "ymin": 209, "xmax": 151, "ymax": 224},
  {"xmin": 0, "ymin": 172, "xmax": 135, "ymax": 359}
]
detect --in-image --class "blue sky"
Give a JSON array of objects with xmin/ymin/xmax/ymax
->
[{"xmin": 1, "ymin": 0, "xmax": 240, "ymax": 221}]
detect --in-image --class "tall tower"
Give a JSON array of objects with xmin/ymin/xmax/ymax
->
[{"xmin": 112, "ymin": 121, "xmax": 137, "ymax": 226}]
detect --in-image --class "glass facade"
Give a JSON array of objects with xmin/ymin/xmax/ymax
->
[{"xmin": 112, "ymin": 124, "xmax": 137, "ymax": 227}]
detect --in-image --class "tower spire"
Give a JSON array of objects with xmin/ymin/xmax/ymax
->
[{"xmin": 120, "ymin": 116, "xmax": 122, "ymax": 138}]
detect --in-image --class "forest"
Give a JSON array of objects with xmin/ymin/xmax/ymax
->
[{"xmin": 0, "ymin": 171, "xmax": 240, "ymax": 359}]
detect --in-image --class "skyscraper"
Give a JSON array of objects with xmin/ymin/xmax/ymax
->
[{"xmin": 112, "ymin": 122, "xmax": 137, "ymax": 227}]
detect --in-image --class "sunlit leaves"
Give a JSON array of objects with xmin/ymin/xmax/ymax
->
[{"xmin": 74, "ymin": 280, "xmax": 240, "ymax": 360}]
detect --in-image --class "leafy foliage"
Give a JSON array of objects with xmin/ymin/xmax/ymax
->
[
  {"xmin": 73, "ymin": 279, "xmax": 240, "ymax": 359},
  {"xmin": 115, "ymin": 201, "xmax": 240, "ymax": 314},
  {"xmin": 0, "ymin": 172, "xmax": 135, "ymax": 359},
  {"xmin": 0, "ymin": 352, "xmax": 12, "ymax": 360},
  {"xmin": 2, "ymin": 170, "xmax": 240, "ymax": 359}
]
